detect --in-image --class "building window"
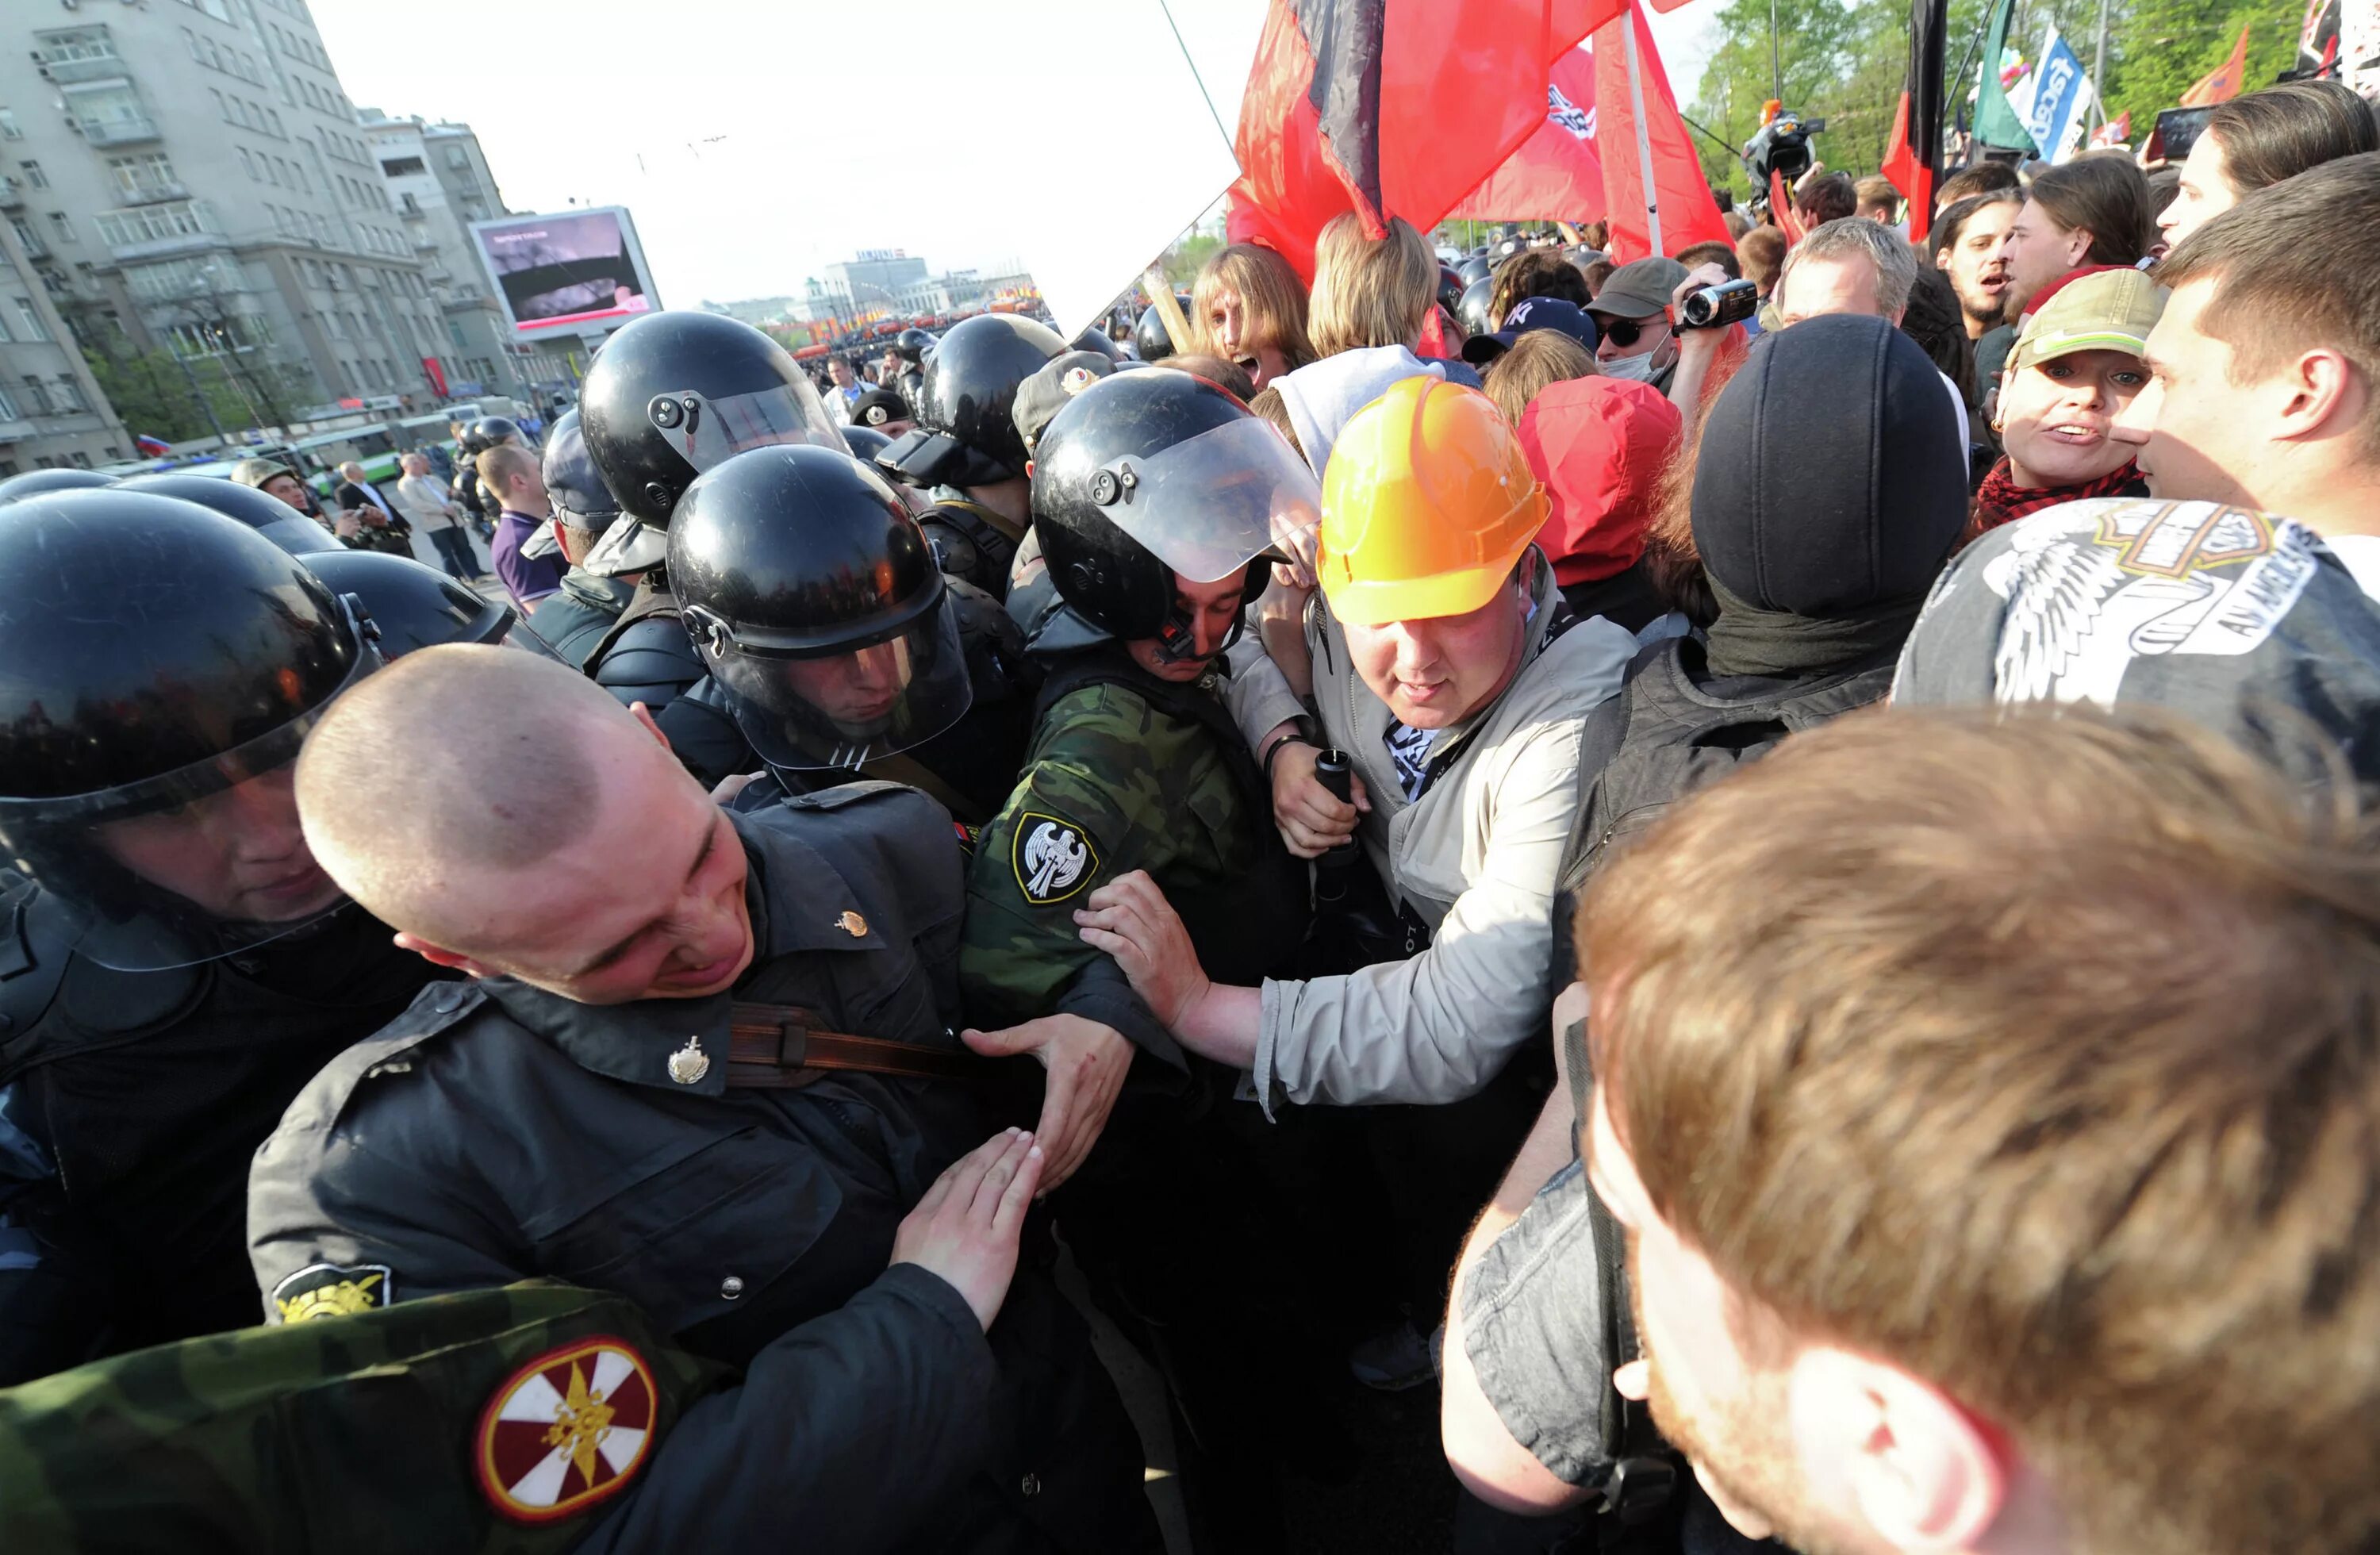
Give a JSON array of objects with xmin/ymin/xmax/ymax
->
[
  {"xmin": 109, "ymin": 152, "xmax": 177, "ymax": 198},
  {"xmin": 20, "ymin": 162, "xmax": 45, "ymax": 191},
  {"xmin": 46, "ymin": 213, "xmax": 75, "ymax": 245},
  {"xmin": 0, "ymin": 386, "xmax": 16, "ymax": 422},
  {"xmin": 33, "ymin": 28, "xmax": 119, "ymax": 67},
  {"xmin": 382, "ymin": 156, "xmax": 425, "ymax": 178},
  {"xmin": 13, "ymin": 298, "xmax": 48, "ymax": 341},
  {"xmin": 52, "ymin": 376, "xmax": 84, "ymax": 412},
  {"xmin": 93, "ymin": 200, "xmax": 215, "ymax": 247},
  {"xmin": 0, "ymin": 110, "xmax": 20, "ymax": 142},
  {"xmin": 19, "ymin": 379, "xmax": 52, "ymax": 416}
]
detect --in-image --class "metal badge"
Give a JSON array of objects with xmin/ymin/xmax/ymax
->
[
  {"xmin": 835, "ymin": 910, "xmax": 869, "ymax": 939},
  {"xmin": 666, "ymin": 1035, "xmax": 710, "ymax": 1085}
]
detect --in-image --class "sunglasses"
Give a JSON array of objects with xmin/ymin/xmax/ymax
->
[{"xmin": 1598, "ymin": 315, "xmax": 1669, "ymax": 349}]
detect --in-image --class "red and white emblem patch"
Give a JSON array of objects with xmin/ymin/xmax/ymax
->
[{"xmin": 475, "ymin": 1336, "xmax": 658, "ymax": 1523}]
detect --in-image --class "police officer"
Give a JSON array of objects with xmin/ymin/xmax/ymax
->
[
  {"xmin": 522, "ymin": 411, "xmax": 636, "ymax": 670},
  {"xmin": 954, "ymin": 368, "xmax": 1320, "ymax": 1546},
  {"xmin": 887, "ymin": 327, "xmax": 933, "ymax": 401},
  {"xmin": 301, "ymin": 547, "xmax": 555, "ymax": 660},
  {"xmin": 116, "ymin": 470, "xmax": 342, "ymax": 557},
  {"xmin": 447, "ymin": 418, "xmax": 498, "ymax": 540},
  {"xmin": 655, "ymin": 444, "xmax": 1038, "ymax": 824},
  {"xmin": 0, "ymin": 490, "xmax": 447, "ymax": 1385},
  {"xmin": 0, "ymin": 468, "xmax": 113, "ymax": 505},
  {"xmin": 875, "ymin": 313, "xmax": 1065, "ymax": 600},
  {"xmin": 572, "ymin": 310, "xmax": 846, "ymax": 719},
  {"xmin": 247, "ymin": 645, "xmax": 1161, "ymax": 1552}
]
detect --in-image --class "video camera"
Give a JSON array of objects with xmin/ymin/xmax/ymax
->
[{"xmin": 1744, "ymin": 109, "xmax": 1827, "ymax": 187}]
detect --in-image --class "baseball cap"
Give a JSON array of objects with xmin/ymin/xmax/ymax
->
[
  {"xmin": 1587, "ymin": 257, "xmax": 1689, "ymax": 321},
  {"xmin": 1460, "ymin": 296, "xmax": 1603, "ymax": 365},
  {"xmin": 847, "ymin": 387, "xmax": 911, "ymax": 428},
  {"xmin": 2008, "ymin": 267, "xmax": 2166, "ymax": 372},
  {"xmin": 1012, "ymin": 350, "xmax": 1117, "ymax": 455}
]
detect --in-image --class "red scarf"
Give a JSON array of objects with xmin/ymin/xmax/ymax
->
[{"xmin": 1972, "ymin": 456, "xmax": 2146, "ymax": 532}]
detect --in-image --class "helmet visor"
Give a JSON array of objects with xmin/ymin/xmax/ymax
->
[
  {"xmin": 0, "ymin": 614, "xmax": 378, "ymax": 971},
  {"xmin": 699, "ymin": 601, "xmax": 974, "ymax": 771},
  {"xmin": 1092, "ymin": 418, "xmax": 1321, "ymax": 584},
  {"xmin": 647, "ymin": 380, "xmax": 843, "ymax": 474}
]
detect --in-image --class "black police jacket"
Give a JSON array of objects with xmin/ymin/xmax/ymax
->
[
  {"xmin": 248, "ymin": 790, "xmax": 1158, "ymax": 1553},
  {"xmin": 525, "ymin": 566, "xmax": 635, "ymax": 670},
  {"xmin": 583, "ymin": 580, "xmax": 706, "ymax": 715},
  {"xmin": 0, "ymin": 895, "xmax": 444, "ymax": 1384}
]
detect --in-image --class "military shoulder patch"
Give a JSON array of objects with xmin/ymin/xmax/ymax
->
[
  {"xmin": 1011, "ymin": 811, "xmax": 1101, "ymax": 905},
  {"xmin": 476, "ymin": 1335, "xmax": 659, "ymax": 1524},
  {"xmin": 272, "ymin": 1261, "xmax": 392, "ymax": 1324}
]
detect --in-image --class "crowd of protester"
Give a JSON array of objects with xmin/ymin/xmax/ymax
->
[{"xmin": 2, "ymin": 72, "xmax": 2378, "ymax": 1555}]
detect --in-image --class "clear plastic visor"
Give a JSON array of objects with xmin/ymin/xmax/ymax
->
[
  {"xmin": 647, "ymin": 381, "xmax": 843, "ymax": 474},
  {"xmin": 701, "ymin": 603, "xmax": 973, "ymax": 772},
  {"xmin": 1093, "ymin": 417, "xmax": 1321, "ymax": 583}
]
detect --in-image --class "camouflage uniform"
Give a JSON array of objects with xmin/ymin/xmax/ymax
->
[{"xmin": 959, "ymin": 641, "xmax": 1308, "ymax": 1068}]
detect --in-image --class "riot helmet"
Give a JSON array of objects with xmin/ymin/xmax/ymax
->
[
  {"xmin": 0, "ymin": 468, "xmax": 113, "ymax": 505},
  {"xmin": 840, "ymin": 423, "xmax": 895, "ymax": 460},
  {"xmin": 117, "ymin": 472, "xmax": 340, "ymax": 556},
  {"xmin": 1134, "ymin": 302, "xmax": 1187, "ymax": 363},
  {"xmin": 471, "ymin": 416, "xmax": 521, "ymax": 451},
  {"xmin": 1457, "ymin": 278, "xmax": 1499, "ymax": 338},
  {"xmin": 0, "ymin": 490, "xmax": 374, "ymax": 969},
  {"xmin": 1069, "ymin": 326, "xmax": 1125, "ymax": 363},
  {"xmin": 669, "ymin": 444, "xmax": 971, "ymax": 770},
  {"xmin": 300, "ymin": 549, "xmax": 554, "ymax": 661},
  {"xmin": 1031, "ymin": 369, "xmax": 1319, "ymax": 658},
  {"xmin": 539, "ymin": 410, "xmax": 620, "ymax": 539},
  {"xmin": 877, "ymin": 313, "xmax": 1064, "ymax": 491},
  {"xmin": 1457, "ymin": 255, "xmax": 1493, "ymax": 288},
  {"xmin": 889, "ymin": 328, "xmax": 935, "ymax": 363},
  {"xmin": 1438, "ymin": 263, "xmax": 1467, "ymax": 313},
  {"xmin": 576, "ymin": 310, "xmax": 843, "ymax": 577}
]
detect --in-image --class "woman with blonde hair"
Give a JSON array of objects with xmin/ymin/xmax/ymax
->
[
  {"xmin": 1191, "ymin": 243, "xmax": 1316, "ymax": 393},
  {"xmin": 1307, "ymin": 212, "xmax": 1439, "ymax": 358}
]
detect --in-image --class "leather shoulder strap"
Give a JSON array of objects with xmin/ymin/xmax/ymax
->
[{"xmin": 724, "ymin": 1002, "xmax": 995, "ymax": 1088}]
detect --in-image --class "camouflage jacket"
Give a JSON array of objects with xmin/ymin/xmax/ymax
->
[{"xmin": 958, "ymin": 647, "xmax": 1308, "ymax": 1069}]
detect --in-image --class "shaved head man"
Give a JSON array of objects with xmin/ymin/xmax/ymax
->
[{"xmin": 298, "ymin": 644, "xmax": 752, "ymax": 1004}]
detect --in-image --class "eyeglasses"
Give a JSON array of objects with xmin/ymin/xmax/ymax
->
[{"xmin": 1597, "ymin": 315, "xmax": 1669, "ymax": 349}]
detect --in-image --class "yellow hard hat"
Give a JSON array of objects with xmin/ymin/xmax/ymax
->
[{"xmin": 1317, "ymin": 375, "xmax": 1545, "ymax": 626}]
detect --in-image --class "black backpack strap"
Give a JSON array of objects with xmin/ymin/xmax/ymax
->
[{"xmin": 1587, "ymin": 1182, "xmax": 1679, "ymax": 1526}]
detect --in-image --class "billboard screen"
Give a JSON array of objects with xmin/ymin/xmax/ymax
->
[{"xmin": 469, "ymin": 206, "xmax": 660, "ymax": 336}]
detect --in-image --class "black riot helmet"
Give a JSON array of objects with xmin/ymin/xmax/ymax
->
[
  {"xmin": 576, "ymin": 310, "xmax": 843, "ymax": 576},
  {"xmin": 1457, "ymin": 255, "xmax": 1493, "ymax": 288},
  {"xmin": 0, "ymin": 490, "xmax": 374, "ymax": 969},
  {"xmin": 669, "ymin": 444, "xmax": 972, "ymax": 770},
  {"xmin": 116, "ymin": 471, "xmax": 341, "ymax": 556},
  {"xmin": 1457, "ymin": 278, "xmax": 1499, "ymax": 338},
  {"xmin": 839, "ymin": 423, "xmax": 894, "ymax": 460},
  {"xmin": 1438, "ymin": 263, "xmax": 1467, "ymax": 313},
  {"xmin": 538, "ymin": 410, "xmax": 620, "ymax": 538},
  {"xmin": 0, "ymin": 467, "xmax": 113, "ymax": 505},
  {"xmin": 1069, "ymin": 325, "xmax": 1126, "ymax": 363},
  {"xmin": 300, "ymin": 549, "xmax": 555, "ymax": 661},
  {"xmin": 1031, "ymin": 370, "xmax": 1320, "ymax": 658},
  {"xmin": 1134, "ymin": 302, "xmax": 1186, "ymax": 363},
  {"xmin": 470, "ymin": 416, "xmax": 521, "ymax": 452},
  {"xmin": 890, "ymin": 328, "xmax": 935, "ymax": 363},
  {"xmin": 877, "ymin": 312, "xmax": 1064, "ymax": 491}
]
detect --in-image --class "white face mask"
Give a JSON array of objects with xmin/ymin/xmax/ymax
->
[{"xmin": 1599, "ymin": 351, "xmax": 1659, "ymax": 383}]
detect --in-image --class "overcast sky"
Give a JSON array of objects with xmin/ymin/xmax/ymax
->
[{"xmin": 315, "ymin": 0, "xmax": 1720, "ymax": 309}]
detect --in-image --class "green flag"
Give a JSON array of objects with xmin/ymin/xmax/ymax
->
[{"xmin": 1974, "ymin": 0, "xmax": 2035, "ymax": 151}]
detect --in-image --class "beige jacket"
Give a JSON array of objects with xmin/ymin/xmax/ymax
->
[{"xmin": 1224, "ymin": 558, "xmax": 1634, "ymax": 1111}]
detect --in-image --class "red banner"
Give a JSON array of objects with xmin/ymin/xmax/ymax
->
[
  {"xmin": 1449, "ymin": 45, "xmax": 1604, "ymax": 222},
  {"xmin": 420, "ymin": 357, "xmax": 449, "ymax": 398},
  {"xmin": 1594, "ymin": 0, "xmax": 1730, "ymax": 262}
]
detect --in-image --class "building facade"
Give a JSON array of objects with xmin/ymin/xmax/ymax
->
[
  {"xmin": 0, "ymin": 0, "xmax": 450, "ymax": 431},
  {"xmin": 0, "ymin": 190, "xmax": 128, "ymax": 473},
  {"xmin": 360, "ymin": 109, "xmax": 572, "ymax": 401}
]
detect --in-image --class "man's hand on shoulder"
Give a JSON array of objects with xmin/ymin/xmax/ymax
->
[
  {"xmin": 890, "ymin": 1127, "xmax": 1042, "ymax": 1330},
  {"xmin": 960, "ymin": 1015, "xmax": 1130, "ymax": 1192}
]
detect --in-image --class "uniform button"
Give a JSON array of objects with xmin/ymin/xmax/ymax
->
[
  {"xmin": 1019, "ymin": 1472, "xmax": 1041, "ymax": 1497},
  {"xmin": 719, "ymin": 1275, "xmax": 745, "ymax": 1300}
]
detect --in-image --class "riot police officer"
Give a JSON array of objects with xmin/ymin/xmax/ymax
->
[
  {"xmin": 654, "ymin": 443, "xmax": 1038, "ymax": 824},
  {"xmin": 301, "ymin": 548, "xmax": 555, "ymax": 660},
  {"xmin": 0, "ymin": 468, "xmax": 113, "ymax": 505},
  {"xmin": 116, "ymin": 470, "xmax": 342, "ymax": 557},
  {"xmin": 0, "ymin": 490, "xmax": 448, "ymax": 1385},
  {"xmin": 874, "ymin": 313, "xmax": 1064, "ymax": 600},
  {"xmin": 886, "ymin": 327, "xmax": 933, "ymax": 401},
  {"xmin": 572, "ymin": 309, "xmax": 846, "ymax": 718},
  {"xmin": 521, "ymin": 411, "xmax": 636, "ymax": 670}
]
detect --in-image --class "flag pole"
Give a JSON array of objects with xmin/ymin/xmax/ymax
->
[
  {"xmin": 2089, "ymin": 0, "xmax": 2111, "ymax": 127},
  {"xmin": 1623, "ymin": 5, "xmax": 1664, "ymax": 256}
]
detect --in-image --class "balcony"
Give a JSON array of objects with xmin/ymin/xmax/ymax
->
[
  {"xmin": 108, "ymin": 232, "xmax": 228, "ymax": 264},
  {"xmin": 115, "ymin": 181, "xmax": 190, "ymax": 207},
  {"xmin": 40, "ymin": 56, "xmax": 128, "ymax": 88},
  {"xmin": 13, "ymin": 231, "xmax": 48, "ymax": 260},
  {"xmin": 78, "ymin": 113, "xmax": 160, "ymax": 148}
]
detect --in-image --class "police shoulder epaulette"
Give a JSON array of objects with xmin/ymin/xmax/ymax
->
[
  {"xmin": 299, "ymin": 981, "xmax": 489, "ymax": 1133},
  {"xmin": 777, "ymin": 779, "xmax": 917, "ymax": 812}
]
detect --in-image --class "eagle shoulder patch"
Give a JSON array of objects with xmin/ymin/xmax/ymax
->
[
  {"xmin": 272, "ymin": 1262, "xmax": 392, "ymax": 1323},
  {"xmin": 1011, "ymin": 811, "xmax": 1101, "ymax": 904},
  {"xmin": 476, "ymin": 1336, "xmax": 659, "ymax": 1524}
]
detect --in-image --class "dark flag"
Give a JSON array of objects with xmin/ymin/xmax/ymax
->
[{"xmin": 1882, "ymin": 0, "xmax": 1948, "ymax": 240}]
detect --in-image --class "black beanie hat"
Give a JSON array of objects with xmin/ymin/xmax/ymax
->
[{"xmin": 1689, "ymin": 313, "xmax": 1967, "ymax": 616}]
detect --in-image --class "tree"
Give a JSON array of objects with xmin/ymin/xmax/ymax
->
[{"xmin": 2103, "ymin": 0, "xmax": 2302, "ymax": 130}]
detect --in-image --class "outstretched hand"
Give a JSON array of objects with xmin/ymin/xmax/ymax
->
[
  {"xmin": 1075, "ymin": 870, "xmax": 1211, "ymax": 1028},
  {"xmin": 891, "ymin": 1127, "xmax": 1043, "ymax": 1330},
  {"xmin": 960, "ymin": 1016, "xmax": 1130, "ymax": 1193}
]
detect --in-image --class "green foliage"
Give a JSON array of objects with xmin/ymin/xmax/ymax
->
[
  {"xmin": 1161, "ymin": 231, "xmax": 1225, "ymax": 284},
  {"xmin": 81, "ymin": 340, "xmax": 251, "ymax": 443},
  {"xmin": 1685, "ymin": 0, "xmax": 2305, "ymax": 201}
]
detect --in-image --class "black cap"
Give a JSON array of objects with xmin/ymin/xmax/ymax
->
[{"xmin": 848, "ymin": 387, "xmax": 911, "ymax": 429}]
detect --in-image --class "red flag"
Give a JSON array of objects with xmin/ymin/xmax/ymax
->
[
  {"xmin": 2181, "ymin": 22, "xmax": 2252, "ymax": 106},
  {"xmin": 1880, "ymin": 90, "xmax": 1936, "ymax": 242},
  {"xmin": 1594, "ymin": 0, "xmax": 1729, "ymax": 262},
  {"xmin": 1449, "ymin": 45, "xmax": 1604, "ymax": 221},
  {"xmin": 1229, "ymin": 0, "xmax": 1624, "ymax": 279}
]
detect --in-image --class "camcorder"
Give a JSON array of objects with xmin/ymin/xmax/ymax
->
[
  {"xmin": 1676, "ymin": 279, "xmax": 1760, "ymax": 331},
  {"xmin": 1744, "ymin": 109, "xmax": 1826, "ymax": 186}
]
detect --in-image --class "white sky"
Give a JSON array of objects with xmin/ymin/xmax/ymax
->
[{"xmin": 315, "ymin": 0, "xmax": 1720, "ymax": 309}]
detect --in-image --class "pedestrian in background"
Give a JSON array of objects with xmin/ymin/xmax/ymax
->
[{"xmin": 393, "ymin": 451, "xmax": 486, "ymax": 583}]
